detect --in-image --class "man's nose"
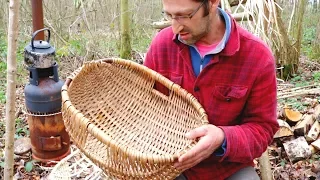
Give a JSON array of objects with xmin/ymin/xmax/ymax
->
[{"xmin": 171, "ymin": 19, "xmax": 183, "ymax": 34}]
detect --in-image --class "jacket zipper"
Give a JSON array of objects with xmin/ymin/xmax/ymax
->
[{"xmin": 200, "ymin": 57, "xmax": 204, "ymax": 72}]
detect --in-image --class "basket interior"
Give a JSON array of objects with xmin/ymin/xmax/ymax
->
[{"xmin": 67, "ymin": 61, "xmax": 207, "ymax": 158}]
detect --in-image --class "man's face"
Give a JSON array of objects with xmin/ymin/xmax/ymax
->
[{"xmin": 162, "ymin": 0, "xmax": 212, "ymax": 45}]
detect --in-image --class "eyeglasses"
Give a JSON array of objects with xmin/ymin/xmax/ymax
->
[{"xmin": 162, "ymin": 0, "xmax": 206, "ymax": 22}]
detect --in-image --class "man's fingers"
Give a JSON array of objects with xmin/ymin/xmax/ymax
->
[
  {"xmin": 178, "ymin": 137, "xmax": 209, "ymax": 162},
  {"xmin": 174, "ymin": 152, "xmax": 204, "ymax": 170},
  {"xmin": 186, "ymin": 125, "xmax": 208, "ymax": 139},
  {"xmin": 173, "ymin": 125, "xmax": 223, "ymax": 171}
]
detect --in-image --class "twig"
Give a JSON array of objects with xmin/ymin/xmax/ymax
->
[
  {"xmin": 15, "ymin": 107, "xmax": 22, "ymax": 119},
  {"xmin": 287, "ymin": 0, "xmax": 295, "ymax": 34},
  {"xmin": 277, "ymin": 88, "xmax": 320, "ymax": 99},
  {"xmin": 44, "ymin": 18, "xmax": 68, "ymax": 45},
  {"xmin": 80, "ymin": 0, "xmax": 93, "ymax": 36},
  {"xmin": 278, "ymin": 84, "xmax": 320, "ymax": 93},
  {"xmin": 68, "ymin": 16, "xmax": 82, "ymax": 35}
]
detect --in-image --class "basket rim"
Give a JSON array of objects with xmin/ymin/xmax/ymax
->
[{"xmin": 61, "ymin": 57, "xmax": 208, "ymax": 163}]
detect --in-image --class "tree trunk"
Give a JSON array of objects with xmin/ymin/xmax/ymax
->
[
  {"xmin": 4, "ymin": 0, "xmax": 20, "ymax": 179},
  {"xmin": 293, "ymin": 0, "xmax": 307, "ymax": 59},
  {"xmin": 274, "ymin": 4, "xmax": 295, "ymax": 79},
  {"xmin": 274, "ymin": 0, "xmax": 307, "ymax": 79},
  {"xmin": 313, "ymin": 0, "xmax": 318, "ymax": 12},
  {"xmin": 120, "ymin": 0, "xmax": 131, "ymax": 59}
]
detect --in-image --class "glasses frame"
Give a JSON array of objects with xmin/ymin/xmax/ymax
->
[{"xmin": 162, "ymin": 0, "xmax": 206, "ymax": 22}]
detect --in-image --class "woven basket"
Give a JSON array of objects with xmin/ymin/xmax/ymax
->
[{"xmin": 61, "ymin": 58, "xmax": 208, "ymax": 179}]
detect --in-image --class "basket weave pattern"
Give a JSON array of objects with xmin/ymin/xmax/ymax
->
[{"xmin": 61, "ymin": 58, "xmax": 208, "ymax": 179}]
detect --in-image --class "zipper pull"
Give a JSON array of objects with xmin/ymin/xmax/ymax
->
[{"xmin": 200, "ymin": 58, "xmax": 204, "ymax": 72}]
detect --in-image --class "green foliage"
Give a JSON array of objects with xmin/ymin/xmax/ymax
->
[
  {"xmin": 0, "ymin": 161, "xmax": 4, "ymax": 168},
  {"xmin": 0, "ymin": 59, "xmax": 6, "ymax": 71},
  {"xmin": 0, "ymin": 90, "xmax": 5, "ymax": 104},
  {"xmin": 14, "ymin": 118, "xmax": 29, "ymax": 138},
  {"xmin": 290, "ymin": 74, "xmax": 311, "ymax": 87},
  {"xmin": 25, "ymin": 160, "xmax": 37, "ymax": 172},
  {"xmin": 283, "ymin": 98, "xmax": 307, "ymax": 111},
  {"xmin": 301, "ymin": 7, "xmax": 320, "ymax": 60},
  {"xmin": 130, "ymin": 22, "xmax": 154, "ymax": 56},
  {"xmin": 0, "ymin": 31, "xmax": 7, "ymax": 61},
  {"xmin": 56, "ymin": 46, "xmax": 69, "ymax": 58},
  {"xmin": 69, "ymin": 38, "xmax": 86, "ymax": 55},
  {"xmin": 312, "ymin": 71, "xmax": 320, "ymax": 82},
  {"xmin": 0, "ymin": 30, "xmax": 28, "ymax": 89},
  {"xmin": 280, "ymin": 159, "xmax": 287, "ymax": 167},
  {"xmin": 291, "ymin": 74, "xmax": 301, "ymax": 82},
  {"xmin": 0, "ymin": 118, "xmax": 29, "ymax": 139},
  {"xmin": 294, "ymin": 81, "xmax": 310, "ymax": 87},
  {"xmin": 0, "ymin": 121, "xmax": 4, "ymax": 137}
]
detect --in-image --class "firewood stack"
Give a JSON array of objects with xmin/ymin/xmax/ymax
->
[{"xmin": 275, "ymin": 104, "xmax": 320, "ymax": 164}]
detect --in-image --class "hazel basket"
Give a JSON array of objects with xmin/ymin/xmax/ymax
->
[{"xmin": 61, "ymin": 58, "xmax": 208, "ymax": 179}]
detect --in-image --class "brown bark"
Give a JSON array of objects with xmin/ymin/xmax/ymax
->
[
  {"xmin": 120, "ymin": 0, "xmax": 131, "ymax": 59},
  {"xmin": 4, "ymin": 0, "xmax": 20, "ymax": 179}
]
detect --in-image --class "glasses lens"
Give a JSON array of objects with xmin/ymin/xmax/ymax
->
[{"xmin": 162, "ymin": 12, "xmax": 172, "ymax": 21}]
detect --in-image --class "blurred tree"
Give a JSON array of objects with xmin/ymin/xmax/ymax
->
[{"xmin": 120, "ymin": 0, "xmax": 131, "ymax": 59}]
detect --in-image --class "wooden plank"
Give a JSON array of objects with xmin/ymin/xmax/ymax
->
[
  {"xmin": 314, "ymin": 104, "xmax": 320, "ymax": 121},
  {"xmin": 306, "ymin": 120, "xmax": 320, "ymax": 141},
  {"xmin": 311, "ymin": 139, "xmax": 320, "ymax": 150},
  {"xmin": 274, "ymin": 120, "xmax": 293, "ymax": 138},
  {"xmin": 294, "ymin": 114, "xmax": 314, "ymax": 136},
  {"xmin": 283, "ymin": 137, "xmax": 311, "ymax": 164}
]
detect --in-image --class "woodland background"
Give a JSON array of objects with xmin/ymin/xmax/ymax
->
[{"xmin": 0, "ymin": 0, "xmax": 319, "ymax": 179}]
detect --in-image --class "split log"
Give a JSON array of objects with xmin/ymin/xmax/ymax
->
[
  {"xmin": 306, "ymin": 121, "xmax": 320, "ymax": 141},
  {"xmin": 311, "ymin": 139, "xmax": 320, "ymax": 150},
  {"xmin": 283, "ymin": 106, "xmax": 303, "ymax": 123},
  {"xmin": 283, "ymin": 136, "xmax": 311, "ymax": 164},
  {"xmin": 294, "ymin": 114, "xmax": 315, "ymax": 136},
  {"xmin": 309, "ymin": 144, "xmax": 319, "ymax": 154},
  {"xmin": 274, "ymin": 120, "xmax": 293, "ymax": 138},
  {"xmin": 314, "ymin": 104, "xmax": 320, "ymax": 121}
]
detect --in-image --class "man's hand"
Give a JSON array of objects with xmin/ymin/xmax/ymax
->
[{"xmin": 174, "ymin": 124, "xmax": 225, "ymax": 171}]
